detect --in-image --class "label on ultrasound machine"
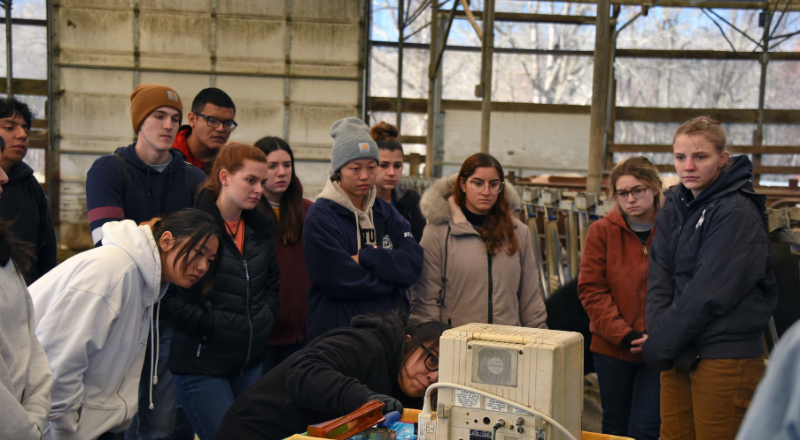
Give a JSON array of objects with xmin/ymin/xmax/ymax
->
[
  {"xmin": 485, "ymin": 398, "xmax": 508, "ymax": 412},
  {"xmin": 512, "ymin": 407, "xmax": 531, "ymax": 415},
  {"xmin": 469, "ymin": 429, "xmax": 492, "ymax": 440},
  {"xmin": 455, "ymin": 389, "xmax": 480, "ymax": 408}
]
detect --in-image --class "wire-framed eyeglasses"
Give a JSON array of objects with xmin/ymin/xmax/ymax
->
[
  {"xmin": 195, "ymin": 112, "xmax": 238, "ymax": 132},
  {"xmin": 416, "ymin": 342, "xmax": 439, "ymax": 372},
  {"xmin": 464, "ymin": 178, "xmax": 504, "ymax": 195},
  {"xmin": 614, "ymin": 186, "xmax": 650, "ymax": 200}
]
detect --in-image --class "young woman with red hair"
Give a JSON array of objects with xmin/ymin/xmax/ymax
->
[
  {"xmin": 410, "ymin": 153, "xmax": 547, "ymax": 328},
  {"xmin": 161, "ymin": 143, "xmax": 280, "ymax": 440}
]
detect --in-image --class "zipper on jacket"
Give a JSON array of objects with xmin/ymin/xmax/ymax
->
[
  {"xmin": 642, "ymin": 245, "xmax": 648, "ymax": 256},
  {"xmin": 242, "ymin": 258, "xmax": 254, "ymax": 375},
  {"xmin": 196, "ymin": 344, "xmax": 202, "ymax": 357},
  {"xmin": 487, "ymin": 252, "xmax": 493, "ymax": 324}
]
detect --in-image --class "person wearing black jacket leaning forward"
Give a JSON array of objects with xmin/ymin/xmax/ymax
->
[
  {"xmin": 215, "ymin": 314, "xmax": 448, "ymax": 440},
  {"xmin": 642, "ymin": 117, "xmax": 778, "ymax": 440},
  {"xmin": 160, "ymin": 143, "xmax": 280, "ymax": 440}
]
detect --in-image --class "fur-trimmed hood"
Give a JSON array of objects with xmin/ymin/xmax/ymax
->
[{"xmin": 420, "ymin": 174, "xmax": 522, "ymax": 224}]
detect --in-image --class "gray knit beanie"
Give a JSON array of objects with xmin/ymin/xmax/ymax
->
[{"xmin": 330, "ymin": 117, "xmax": 380, "ymax": 173}]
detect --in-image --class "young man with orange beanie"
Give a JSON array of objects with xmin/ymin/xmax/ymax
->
[{"xmin": 85, "ymin": 84, "xmax": 205, "ymax": 440}]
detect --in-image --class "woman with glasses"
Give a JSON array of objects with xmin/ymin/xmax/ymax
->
[
  {"xmin": 578, "ymin": 156, "xmax": 663, "ymax": 440},
  {"xmin": 410, "ymin": 153, "xmax": 547, "ymax": 328},
  {"xmin": 215, "ymin": 314, "xmax": 448, "ymax": 440},
  {"xmin": 643, "ymin": 117, "xmax": 777, "ymax": 440},
  {"xmin": 370, "ymin": 121, "xmax": 426, "ymax": 243}
]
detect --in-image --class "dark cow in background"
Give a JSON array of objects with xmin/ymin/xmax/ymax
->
[{"xmin": 545, "ymin": 278, "xmax": 595, "ymax": 375}]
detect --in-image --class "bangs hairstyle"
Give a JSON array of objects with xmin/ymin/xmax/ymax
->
[
  {"xmin": 370, "ymin": 121, "xmax": 404, "ymax": 154},
  {"xmin": 203, "ymin": 143, "xmax": 268, "ymax": 197},
  {"xmin": 673, "ymin": 116, "xmax": 732, "ymax": 171},
  {"xmin": 453, "ymin": 153, "xmax": 519, "ymax": 256},
  {"xmin": 403, "ymin": 320, "xmax": 449, "ymax": 363},
  {"xmin": 152, "ymin": 208, "xmax": 223, "ymax": 295},
  {"xmin": 0, "ymin": 96, "xmax": 35, "ymax": 130},
  {"xmin": 608, "ymin": 156, "xmax": 664, "ymax": 211},
  {"xmin": 254, "ymin": 136, "xmax": 306, "ymax": 244}
]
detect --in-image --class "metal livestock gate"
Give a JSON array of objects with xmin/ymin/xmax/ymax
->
[{"xmin": 47, "ymin": 0, "xmax": 369, "ymax": 248}]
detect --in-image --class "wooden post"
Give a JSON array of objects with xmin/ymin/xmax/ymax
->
[
  {"xmin": 479, "ymin": 0, "xmax": 495, "ymax": 153},
  {"xmin": 425, "ymin": 2, "xmax": 439, "ymax": 178},
  {"xmin": 396, "ymin": 0, "xmax": 404, "ymax": 132},
  {"xmin": 586, "ymin": 0, "xmax": 611, "ymax": 194},
  {"xmin": 754, "ymin": 8, "xmax": 772, "ymax": 188},
  {"xmin": 407, "ymin": 153, "xmax": 421, "ymax": 176}
]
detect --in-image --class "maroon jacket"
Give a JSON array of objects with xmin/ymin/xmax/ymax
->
[
  {"xmin": 578, "ymin": 205, "xmax": 654, "ymax": 362},
  {"xmin": 268, "ymin": 198, "xmax": 314, "ymax": 345}
]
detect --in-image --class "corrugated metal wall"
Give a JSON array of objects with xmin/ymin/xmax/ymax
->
[{"xmin": 50, "ymin": 0, "xmax": 366, "ymax": 248}]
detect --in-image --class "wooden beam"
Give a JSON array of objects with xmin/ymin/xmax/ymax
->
[
  {"xmin": 616, "ymin": 107, "xmax": 800, "ymax": 124},
  {"xmin": 371, "ymin": 97, "xmax": 800, "ymax": 124},
  {"xmin": 616, "ymin": 49, "xmax": 800, "ymax": 60},
  {"xmin": 5, "ymin": 18, "xmax": 47, "ymax": 26},
  {"xmin": 369, "ymin": 97, "xmax": 589, "ymax": 114},
  {"xmin": 455, "ymin": 10, "xmax": 596, "ymax": 24},
  {"xmin": 0, "ymin": 78, "xmax": 47, "ymax": 96},
  {"xmin": 398, "ymin": 135, "xmax": 426, "ymax": 144},
  {"xmin": 611, "ymin": 144, "xmax": 800, "ymax": 155},
  {"xmin": 373, "ymin": 41, "xmax": 800, "ymax": 60},
  {"xmin": 653, "ymin": 164, "xmax": 800, "ymax": 174},
  {"xmin": 29, "ymin": 139, "xmax": 46, "ymax": 149},
  {"xmin": 551, "ymin": 0, "xmax": 800, "ymax": 11}
]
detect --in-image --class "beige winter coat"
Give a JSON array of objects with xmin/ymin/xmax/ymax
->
[{"xmin": 409, "ymin": 176, "xmax": 547, "ymax": 328}]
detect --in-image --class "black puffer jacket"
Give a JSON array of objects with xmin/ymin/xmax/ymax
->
[
  {"xmin": 643, "ymin": 155, "xmax": 778, "ymax": 371},
  {"xmin": 215, "ymin": 314, "xmax": 418, "ymax": 440},
  {"xmin": 163, "ymin": 189, "xmax": 280, "ymax": 376}
]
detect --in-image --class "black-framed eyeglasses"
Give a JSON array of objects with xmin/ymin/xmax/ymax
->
[
  {"xmin": 614, "ymin": 186, "xmax": 650, "ymax": 200},
  {"xmin": 417, "ymin": 342, "xmax": 439, "ymax": 372},
  {"xmin": 195, "ymin": 112, "xmax": 238, "ymax": 132},
  {"xmin": 464, "ymin": 178, "xmax": 504, "ymax": 195}
]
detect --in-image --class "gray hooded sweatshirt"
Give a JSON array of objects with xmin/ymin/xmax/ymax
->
[{"xmin": 0, "ymin": 260, "xmax": 53, "ymax": 439}]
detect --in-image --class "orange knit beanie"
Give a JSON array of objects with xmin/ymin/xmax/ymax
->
[{"xmin": 130, "ymin": 84, "xmax": 183, "ymax": 134}]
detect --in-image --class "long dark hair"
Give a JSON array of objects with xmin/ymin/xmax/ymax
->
[
  {"xmin": 453, "ymin": 153, "xmax": 519, "ymax": 256},
  {"xmin": 254, "ymin": 136, "xmax": 306, "ymax": 244},
  {"xmin": 402, "ymin": 320, "xmax": 449, "ymax": 365},
  {"xmin": 0, "ymin": 221, "xmax": 35, "ymax": 282},
  {"xmin": 151, "ymin": 208, "xmax": 223, "ymax": 295}
]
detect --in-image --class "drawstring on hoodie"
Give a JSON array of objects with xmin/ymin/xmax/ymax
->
[
  {"xmin": 146, "ymin": 167, "xmax": 152, "ymax": 197},
  {"xmin": 148, "ymin": 300, "xmax": 162, "ymax": 410},
  {"xmin": 353, "ymin": 205, "xmax": 375, "ymax": 250}
]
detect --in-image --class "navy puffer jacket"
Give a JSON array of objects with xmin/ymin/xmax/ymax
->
[
  {"xmin": 164, "ymin": 189, "xmax": 280, "ymax": 376},
  {"xmin": 643, "ymin": 155, "xmax": 778, "ymax": 371}
]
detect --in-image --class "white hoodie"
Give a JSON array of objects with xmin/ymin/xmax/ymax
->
[{"xmin": 29, "ymin": 220, "xmax": 168, "ymax": 440}]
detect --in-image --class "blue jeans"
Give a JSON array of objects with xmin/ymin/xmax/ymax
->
[
  {"xmin": 124, "ymin": 326, "xmax": 193, "ymax": 440},
  {"xmin": 172, "ymin": 366, "xmax": 262, "ymax": 440},
  {"xmin": 593, "ymin": 352, "xmax": 661, "ymax": 440},
  {"xmin": 261, "ymin": 339, "xmax": 308, "ymax": 375}
]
